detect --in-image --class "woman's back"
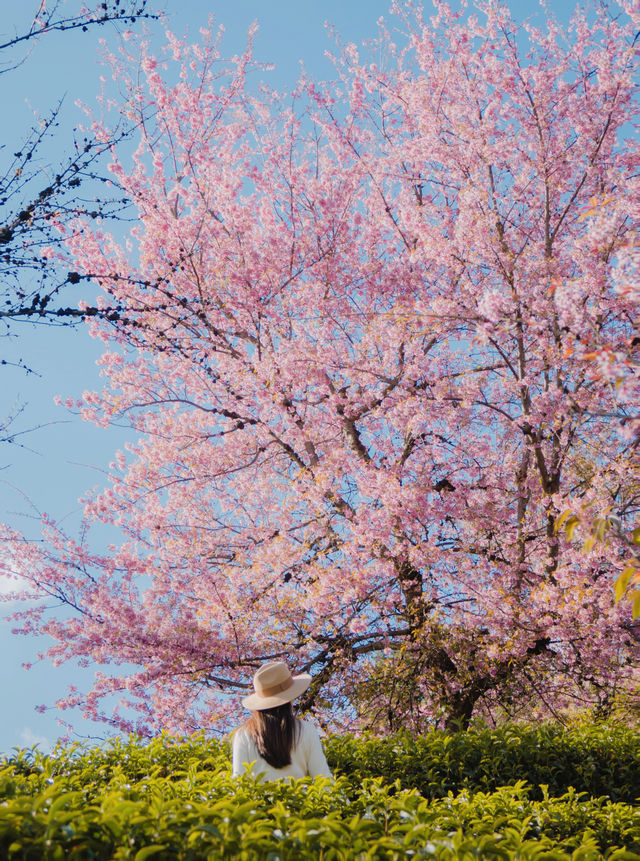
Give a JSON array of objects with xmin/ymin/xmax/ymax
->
[{"xmin": 232, "ymin": 717, "xmax": 332, "ymax": 780}]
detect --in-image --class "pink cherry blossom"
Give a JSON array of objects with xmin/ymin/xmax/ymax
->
[{"xmin": 1, "ymin": 0, "xmax": 639, "ymax": 736}]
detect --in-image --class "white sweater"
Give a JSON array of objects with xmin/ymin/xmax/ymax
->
[{"xmin": 231, "ymin": 719, "xmax": 332, "ymax": 780}]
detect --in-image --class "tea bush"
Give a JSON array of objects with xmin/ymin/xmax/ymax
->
[
  {"xmin": 0, "ymin": 726, "xmax": 639, "ymax": 859},
  {"xmin": 325, "ymin": 723, "xmax": 640, "ymax": 802}
]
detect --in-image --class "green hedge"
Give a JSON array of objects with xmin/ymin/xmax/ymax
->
[
  {"xmin": 1, "ymin": 756, "xmax": 640, "ymax": 859},
  {"xmin": 1, "ymin": 726, "xmax": 639, "ymax": 859},
  {"xmin": 325, "ymin": 723, "xmax": 640, "ymax": 803},
  {"xmin": 6, "ymin": 723, "xmax": 638, "ymax": 803}
]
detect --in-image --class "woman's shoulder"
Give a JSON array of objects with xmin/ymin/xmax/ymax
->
[{"xmin": 231, "ymin": 724, "xmax": 252, "ymax": 743}]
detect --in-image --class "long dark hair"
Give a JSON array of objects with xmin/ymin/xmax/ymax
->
[{"xmin": 246, "ymin": 702, "xmax": 300, "ymax": 769}]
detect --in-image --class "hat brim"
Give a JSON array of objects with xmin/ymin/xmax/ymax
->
[{"xmin": 242, "ymin": 673, "xmax": 312, "ymax": 711}]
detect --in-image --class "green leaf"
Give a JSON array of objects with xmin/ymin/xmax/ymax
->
[
  {"xmin": 594, "ymin": 517, "xmax": 608, "ymax": 542},
  {"xmin": 632, "ymin": 590, "xmax": 640, "ymax": 620},
  {"xmin": 134, "ymin": 846, "xmax": 167, "ymax": 861},
  {"xmin": 614, "ymin": 568, "xmax": 634, "ymax": 603},
  {"xmin": 565, "ymin": 515, "xmax": 580, "ymax": 541},
  {"xmin": 554, "ymin": 509, "xmax": 575, "ymax": 533},
  {"xmin": 48, "ymin": 791, "xmax": 83, "ymax": 815}
]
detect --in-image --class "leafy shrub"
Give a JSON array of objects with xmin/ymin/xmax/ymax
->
[
  {"xmin": 0, "ymin": 727, "xmax": 639, "ymax": 859},
  {"xmin": 325, "ymin": 723, "xmax": 640, "ymax": 802}
]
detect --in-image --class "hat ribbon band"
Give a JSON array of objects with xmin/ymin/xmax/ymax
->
[{"xmin": 255, "ymin": 676, "xmax": 294, "ymax": 698}]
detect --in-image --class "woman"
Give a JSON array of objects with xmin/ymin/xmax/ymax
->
[{"xmin": 232, "ymin": 660, "xmax": 332, "ymax": 780}]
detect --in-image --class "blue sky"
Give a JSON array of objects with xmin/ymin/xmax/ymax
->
[{"xmin": 0, "ymin": 0, "xmax": 577, "ymax": 754}]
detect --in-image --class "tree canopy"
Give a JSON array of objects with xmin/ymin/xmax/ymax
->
[{"xmin": 1, "ymin": 0, "xmax": 639, "ymax": 736}]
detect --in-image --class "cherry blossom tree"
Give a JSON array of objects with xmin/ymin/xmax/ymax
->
[
  {"xmin": 2, "ymin": 0, "xmax": 639, "ymax": 735},
  {"xmin": 555, "ymin": 180, "xmax": 640, "ymax": 622}
]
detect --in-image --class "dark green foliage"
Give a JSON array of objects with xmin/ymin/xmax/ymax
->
[
  {"xmin": 325, "ymin": 723, "xmax": 640, "ymax": 803},
  {"xmin": 0, "ymin": 726, "xmax": 639, "ymax": 859}
]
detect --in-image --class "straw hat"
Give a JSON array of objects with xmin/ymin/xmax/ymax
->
[{"xmin": 242, "ymin": 660, "xmax": 311, "ymax": 711}]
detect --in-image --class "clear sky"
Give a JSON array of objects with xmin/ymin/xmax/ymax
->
[{"xmin": 0, "ymin": 0, "xmax": 578, "ymax": 754}]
